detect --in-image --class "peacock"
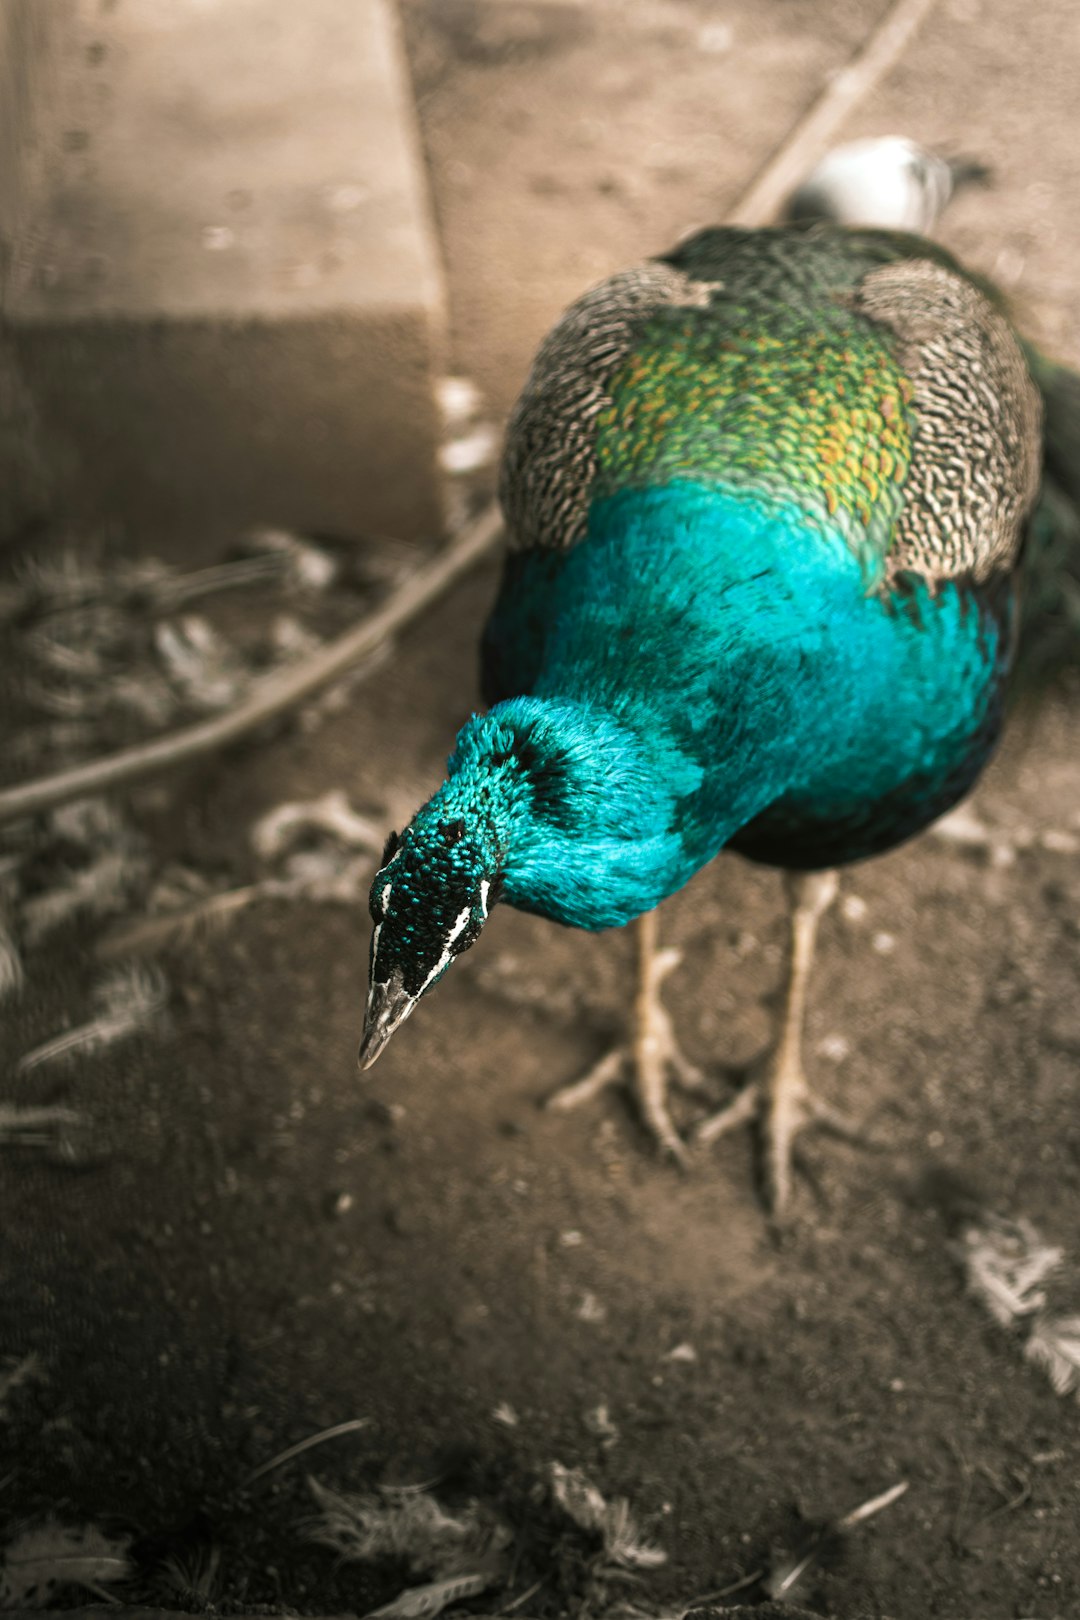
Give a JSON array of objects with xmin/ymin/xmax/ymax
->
[{"xmin": 357, "ymin": 217, "xmax": 1080, "ymax": 1214}]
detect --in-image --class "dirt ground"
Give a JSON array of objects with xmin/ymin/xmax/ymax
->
[{"xmin": 2, "ymin": 1, "xmax": 1080, "ymax": 1617}]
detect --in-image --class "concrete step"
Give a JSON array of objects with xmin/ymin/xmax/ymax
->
[{"xmin": 1, "ymin": 0, "xmax": 448, "ymax": 545}]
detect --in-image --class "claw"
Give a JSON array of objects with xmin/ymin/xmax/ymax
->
[
  {"xmin": 546, "ymin": 910, "xmax": 700, "ymax": 1163},
  {"xmin": 696, "ymin": 1063, "xmax": 872, "ymax": 1216}
]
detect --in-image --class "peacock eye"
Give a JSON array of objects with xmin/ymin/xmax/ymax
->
[{"xmin": 380, "ymin": 830, "xmax": 400, "ymax": 866}]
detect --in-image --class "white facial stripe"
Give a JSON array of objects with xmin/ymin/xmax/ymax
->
[
  {"xmin": 479, "ymin": 879, "xmax": 490, "ymax": 920},
  {"xmin": 418, "ymin": 949, "xmax": 453, "ymax": 997},
  {"xmin": 366, "ymin": 953, "xmax": 381, "ymax": 1015},
  {"xmin": 418, "ymin": 905, "xmax": 472, "ymax": 997},
  {"xmin": 380, "ymin": 882, "xmax": 392, "ymax": 914},
  {"xmin": 447, "ymin": 905, "xmax": 471, "ymax": 946}
]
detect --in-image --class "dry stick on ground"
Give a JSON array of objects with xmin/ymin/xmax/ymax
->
[
  {"xmin": 0, "ymin": 0, "xmax": 938, "ymax": 831},
  {"xmin": 0, "ymin": 504, "xmax": 503, "ymax": 827},
  {"xmin": 245, "ymin": 1418, "xmax": 371, "ymax": 1487}
]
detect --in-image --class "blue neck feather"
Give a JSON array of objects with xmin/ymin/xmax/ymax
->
[{"xmin": 440, "ymin": 482, "xmax": 1004, "ymax": 928}]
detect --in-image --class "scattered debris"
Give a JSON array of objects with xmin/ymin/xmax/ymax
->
[
  {"xmin": 26, "ymin": 604, "xmax": 125, "ymax": 680},
  {"xmin": 816, "ymin": 1033, "xmax": 851, "ymax": 1063},
  {"xmin": 25, "ymin": 608, "xmax": 179, "ymax": 727},
  {"xmin": 7, "ymin": 538, "xmax": 316, "ymax": 623},
  {"xmin": 15, "ymin": 963, "xmax": 168, "ymax": 1074},
  {"xmin": 8, "ymin": 529, "xmax": 353, "ymax": 779},
  {"xmin": 492, "ymin": 1402, "xmax": 519, "ymax": 1428},
  {"xmin": 473, "ymin": 953, "xmax": 589, "ymax": 1023},
  {"xmin": 96, "ymin": 873, "xmax": 259, "ymax": 961},
  {"xmin": 764, "ymin": 1479, "xmax": 909, "ymax": 1603},
  {"xmin": 1041, "ymin": 828, "xmax": 1080, "ymax": 855},
  {"xmin": 270, "ymin": 614, "xmax": 324, "ymax": 663},
  {"xmin": 0, "ymin": 1355, "xmax": 45, "ymax": 1422},
  {"xmin": 0, "ymin": 503, "xmax": 504, "ymax": 829},
  {"xmin": 263, "ymin": 843, "xmax": 376, "ymax": 905},
  {"xmin": 1026, "ymin": 1314, "xmax": 1080, "ymax": 1398},
  {"xmin": 436, "ymin": 373, "xmax": 498, "ymax": 479},
  {"xmin": 955, "ymin": 1210, "xmax": 1080, "ymax": 1403},
  {"xmin": 10, "ymin": 545, "xmax": 167, "ymax": 619},
  {"xmin": 957, "ymin": 1210, "xmax": 1061, "ymax": 1326},
  {"xmin": 246, "ymin": 1417, "xmax": 371, "ymax": 1486},
  {"xmin": 0, "ymin": 1105, "xmax": 90, "ymax": 1162},
  {"xmin": 22, "ymin": 841, "xmax": 149, "ymax": 946},
  {"xmin": 584, "ymin": 1405, "xmax": 619, "ymax": 1447},
  {"xmin": 156, "ymin": 1542, "xmax": 222, "ymax": 1611},
  {"xmin": 576, "ymin": 1292, "xmax": 607, "ymax": 1324},
  {"xmin": 0, "ymin": 859, "xmax": 24, "ymax": 1002},
  {"xmin": 19, "ymin": 799, "xmax": 149, "ymax": 946},
  {"xmin": 439, "ymin": 425, "xmax": 499, "ymax": 478},
  {"xmin": 0, "ymin": 1519, "xmax": 132, "ymax": 1608},
  {"xmin": 9, "ymin": 532, "xmax": 340, "ymax": 630},
  {"xmin": 549, "ymin": 1463, "xmax": 666, "ymax": 1570},
  {"xmin": 932, "ymin": 802, "xmax": 1080, "ymax": 866},
  {"xmin": 99, "ymin": 853, "xmax": 372, "ymax": 958},
  {"xmin": 932, "ymin": 802, "xmax": 1023, "ymax": 867},
  {"xmin": 307, "ymin": 1478, "xmax": 491, "ymax": 1568},
  {"xmin": 241, "ymin": 527, "xmax": 339, "ymax": 592},
  {"xmin": 298, "ymin": 640, "xmax": 395, "ymax": 733},
  {"xmin": 251, "ymin": 790, "xmax": 383, "ymax": 862},
  {"xmin": 98, "ymin": 792, "xmax": 384, "ymax": 960},
  {"xmin": 436, "ymin": 376, "xmax": 484, "ymax": 431},
  {"xmin": 8, "ymin": 718, "xmax": 96, "ymax": 769},
  {"xmin": 364, "ymin": 1571, "xmax": 491, "ymax": 1620},
  {"xmin": 304, "ymin": 1476, "xmax": 510, "ymax": 1620},
  {"xmin": 154, "ymin": 616, "xmax": 249, "ymax": 712},
  {"xmin": 662, "ymin": 1343, "xmax": 697, "ymax": 1364}
]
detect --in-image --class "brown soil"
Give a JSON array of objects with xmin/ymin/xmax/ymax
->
[{"xmin": 2, "ymin": 2, "xmax": 1080, "ymax": 1617}]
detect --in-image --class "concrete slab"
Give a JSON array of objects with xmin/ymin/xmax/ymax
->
[{"xmin": 2, "ymin": 0, "xmax": 448, "ymax": 544}]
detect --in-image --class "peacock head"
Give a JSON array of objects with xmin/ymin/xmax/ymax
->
[{"xmin": 358, "ymin": 806, "xmax": 502, "ymax": 1070}]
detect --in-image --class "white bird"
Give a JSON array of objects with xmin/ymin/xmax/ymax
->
[{"xmin": 785, "ymin": 136, "xmax": 989, "ymax": 234}]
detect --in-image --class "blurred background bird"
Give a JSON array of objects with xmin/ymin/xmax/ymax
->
[
  {"xmin": 359, "ymin": 143, "xmax": 1080, "ymax": 1214},
  {"xmin": 784, "ymin": 135, "xmax": 991, "ymax": 233}
]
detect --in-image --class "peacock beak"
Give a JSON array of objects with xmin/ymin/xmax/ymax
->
[{"xmin": 357, "ymin": 971, "xmax": 416, "ymax": 1070}]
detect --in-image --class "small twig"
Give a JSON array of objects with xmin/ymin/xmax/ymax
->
[
  {"xmin": 8, "ymin": 550, "xmax": 310, "ymax": 625},
  {"xmin": 245, "ymin": 1417, "xmax": 371, "ymax": 1486},
  {"xmin": 0, "ymin": 503, "xmax": 503, "ymax": 827},
  {"xmin": 698, "ymin": 1567, "xmax": 764, "ymax": 1602},
  {"xmin": 834, "ymin": 1478, "xmax": 910, "ymax": 1531},
  {"xmin": 0, "ymin": 1105, "xmax": 84, "ymax": 1142},
  {"xmin": 503, "ymin": 1579, "xmax": 544, "ymax": 1613},
  {"xmin": 766, "ymin": 1480, "xmax": 909, "ymax": 1601},
  {"xmin": 727, "ymin": 0, "xmax": 940, "ymax": 227},
  {"xmin": 971, "ymin": 1466, "xmax": 1032, "ymax": 1530},
  {"xmin": 95, "ymin": 886, "xmax": 263, "ymax": 961}
]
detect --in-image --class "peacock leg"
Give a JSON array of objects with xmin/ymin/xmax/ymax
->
[
  {"xmin": 695, "ymin": 868, "xmax": 863, "ymax": 1213},
  {"xmin": 546, "ymin": 907, "xmax": 703, "ymax": 1166}
]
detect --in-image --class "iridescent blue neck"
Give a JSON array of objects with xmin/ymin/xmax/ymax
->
[
  {"xmin": 448, "ymin": 481, "xmax": 1005, "ymax": 927},
  {"xmin": 441, "ymin": 697, "xmax": 718, "ymax": 928}
]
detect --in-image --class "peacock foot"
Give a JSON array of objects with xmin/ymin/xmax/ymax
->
[
  {"xmin": 545, "ymin": 943, "xmax": 704, "ymax": 1168},
  {"xmin": 694, "ymin": 1055, "xmax": 867, "ymax": 1215}
]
